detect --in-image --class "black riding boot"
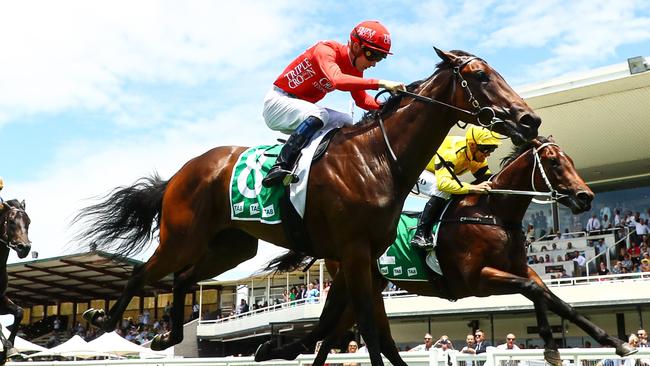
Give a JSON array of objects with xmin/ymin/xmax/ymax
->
[
  {"xmin": 411, "ymin": 196, "xmax": 447, "ymax": 249},
  {"xmin": 262, "ymin": 116, "xmax": 324, "ymax": 187}
]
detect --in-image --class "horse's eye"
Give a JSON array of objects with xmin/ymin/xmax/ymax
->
[
  {"xmin": 475, "ymin": 70, "xmax": 490, "ymax": 82},
  {"xmin": 550, "ymin": 158, "xmax": 560, "ymax": 167}
]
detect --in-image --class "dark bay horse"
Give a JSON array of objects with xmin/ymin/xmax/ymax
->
[
  {"xmin": 258, "ymin": 137, "xmax": 635, "ymax": 366},
  {"xmin": 72, "ymin": 49, "xmax": 540, "ymax": 363},
  {"xmin": 0, "ymin": 199, "xmax": 31, "ymax": 362}
]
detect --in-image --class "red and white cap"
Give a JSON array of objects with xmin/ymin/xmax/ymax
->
[{"xmin": 350, "ymin": 20, "xmax": 392, "ymax": 54}]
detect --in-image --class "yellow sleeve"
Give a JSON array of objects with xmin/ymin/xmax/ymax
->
[{"xmin": 435, "ymin": 165, "xmax": 470, "ymax": 195}]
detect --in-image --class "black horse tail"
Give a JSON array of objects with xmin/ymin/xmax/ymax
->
[
  {"xmin": 265, "ymin": 251, "xmax": 311, "ymax": 273},
  {"xmin": 72, "ymin": 173, "xmax": 168, "ymax": 258}
]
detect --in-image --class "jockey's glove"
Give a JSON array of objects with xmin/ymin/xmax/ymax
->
[{"xmin": 379, "ymin": 80, "xmax": 406, "ymax": 92}]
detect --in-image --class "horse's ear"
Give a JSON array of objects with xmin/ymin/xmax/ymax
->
[
  {"xmin": 547, "ymin": 135, "xmax": 556, "ymax": 143},
  {"xmin": 434, "ymin": 47, "xmax": 456, "ymax": 63},
  {"xmin": 21, "ymin": 200, "xmax": 25, "ymax": 209}
]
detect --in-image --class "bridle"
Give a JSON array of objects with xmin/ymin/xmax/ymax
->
[
  {"xmin": 0, "ymin": 205, "xmax": 31, "ymax": 251},
  {"xmin": 395, "ymin": 56, "xmax": 500, "ymax": 128},
  {"xmin": 489, "ymin": 142, "xmax": 569, "ymax": 203},
  {"xmin": 376, "ymin": 56, "xmax": 504, "ymax": 163}
]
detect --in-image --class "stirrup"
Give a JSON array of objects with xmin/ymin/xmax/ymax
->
[
  {"xmin": 281, "ymin": 159, "xmax": 302, "ymax": 186},
  {"xmin": 411, "ymin": 233, "xmax": 433, "ymax": 249},
  {"xmin": 282, "ymin": 173, "xmax": 299, "ymax": 186}
]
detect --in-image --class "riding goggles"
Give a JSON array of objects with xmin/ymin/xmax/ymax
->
[
  {"xmin": 477, "ymin": 144, "xmax": 497, "ymax": 154},
  {"xmin": 363, "ymin": 46, "xmax": 387, "ymax": 62}
]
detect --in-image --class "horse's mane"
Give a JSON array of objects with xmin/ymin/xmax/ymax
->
[
  {"xmin": 500, "ymin": 136, "xmax": 551, "ymax": 168},
  {"xmin": 357, "ymin": 50, "xmax": 478, "ymax": 126}
]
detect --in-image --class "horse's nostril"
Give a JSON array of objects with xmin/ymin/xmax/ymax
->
[
  {"xmin": 520, "ymin": 113, "xmax": 541, "ymax": 131},
  {"xmin": 576, "ymin": 191, "xmax": 593, "ymax": 204}
]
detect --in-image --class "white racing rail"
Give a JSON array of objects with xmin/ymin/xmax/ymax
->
[{"xmin": 15, "ymin": 347, "xmax": 650, "ymax": 366}]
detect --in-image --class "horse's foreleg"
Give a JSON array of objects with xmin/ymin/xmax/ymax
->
[
  {"xmin": 341, "ymin": 249, "xmax": 384, "ymax": 366},
  {"xmin": 477, "ymin": 267, "xmax": 561, "ymax": 366},
  {"xmin": 371, "ymin": 272, "xmax": 407, "ymax": 366},
  {"xmin": 0, "ymin": 296, "xmax": 22, "ymax": 356},
  {"xmin": 525, "ymin": 268, "xmax": 636, "ymax": 357},
  {"xmin": 255, "ymin": 270, "xmax": 351, "ymax": 362}
]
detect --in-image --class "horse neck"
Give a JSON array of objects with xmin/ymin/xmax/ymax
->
[
  {"xmin": 488, "ymin": 152, "xmax": 536, "ymax": 223},
  {"xmin": 0, "ymin": 245, "xmax": 8, "ymax": 266},
  {"xmin": 382, "ymin": 72, "xmax": 458, "ymax": 196}
]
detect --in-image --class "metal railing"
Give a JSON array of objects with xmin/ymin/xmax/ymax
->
[
  {"xmin": 198, "ymin": 271, "xmax": 650, "ymax": 327},
  {"xmin": 585, "ymin": 227, "xmax": 632, "ymax": 277}
]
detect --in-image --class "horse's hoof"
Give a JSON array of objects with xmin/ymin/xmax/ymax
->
[
  {"xmin": 151, "ymin": 333, "xmax": 172, "ymax": 351},
  {"xmin": 255, "ymin": 341, "xmax": 273, "ymax": 362},
  {"xmin": 82, "ymin": 308, "xmax": 105, "ymax": 327},
  {"xmin": 544, "ymin": 349, "xmax": 562, "ymax": 366},
  {"xmin": 150, "ymin": 334, "xmax": 164, "ymax": 351},
  {"xmin": 616, "ymin": 342, "xmax": 638, "ymax": 357}
]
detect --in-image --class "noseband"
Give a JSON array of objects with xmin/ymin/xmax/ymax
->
[{"xmin": 0, "ymin": 205, "xmax": 30, "ymax": 251}]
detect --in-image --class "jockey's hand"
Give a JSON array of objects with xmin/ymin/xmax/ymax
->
[
  {"xmin": 379, "ymin": 80, "xmax": 406, "ymax": 93},
  {"xmin": 469, "ymin": 181, "xmax": 492, "ymax": 194}
]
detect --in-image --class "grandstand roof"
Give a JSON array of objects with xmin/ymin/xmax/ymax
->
[
  {"xmin": 5, "ymin": 251, "xmax": 185, "ymax": 307},
  {"xmin": 460, "ymin": 58, "xmax": 650, "ymax": 192}
]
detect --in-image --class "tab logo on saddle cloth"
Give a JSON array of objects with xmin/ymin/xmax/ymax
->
[
  {"xmin": 229, "ymin": 145, "xmax": 284, "ymax": 224},
  {"xmin": 376, "ymin": 214, "xmax": 430, "ymax": 282}
]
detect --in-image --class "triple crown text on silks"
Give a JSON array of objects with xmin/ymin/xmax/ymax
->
[{"xmin": 229, "ymin": 145, "xmax": 284, "ymax": 224}]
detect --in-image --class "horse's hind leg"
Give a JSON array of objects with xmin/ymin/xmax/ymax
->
[
  {"xmin": 341, "ymin": 248, "xmax": 384, "ymax": 366},
  {"xmin": 85, "ymin": 233, "xmax": 207, "ymax": 332},
  {"xmin": 151, "ymin": 229, "xmax": 258, "ymax": 351}
]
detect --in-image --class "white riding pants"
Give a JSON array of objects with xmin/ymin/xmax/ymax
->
[
  {"xmin": 263, "ymin": 86, "xmax": 354, "ymax": 134},
  {"xmin": 415, "ymin": 171, "xmax": 451, "ymax": 200}
]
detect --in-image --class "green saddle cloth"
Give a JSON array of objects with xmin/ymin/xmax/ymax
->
[
  {"xmin": 229, "ymin": 145, "xmax": 284, "ymax": 224},
  {"xmin": 378, "ymin": 215, "xmax": 440, "ymax": 282}
]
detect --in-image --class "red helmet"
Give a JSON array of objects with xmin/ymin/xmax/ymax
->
[{"xmin": 350, "ymin": 20, "xmax": 392, "ymax": 55}]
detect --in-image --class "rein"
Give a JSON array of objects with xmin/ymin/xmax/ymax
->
[{"xmin": 375, "ymin": 56, "xmax": 502, "ymax": 171}]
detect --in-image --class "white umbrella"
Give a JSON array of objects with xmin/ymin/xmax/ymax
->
[
  {"xmin": 30, "ymin": 334, "xmax": 106, "ymax": 358},
  {"xmin": 87, "ymin": 331, "xmax": 150, "ymax": 356}
]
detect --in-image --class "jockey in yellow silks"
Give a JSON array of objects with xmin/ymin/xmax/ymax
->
[{"xmin": 411, "ymin": 126, "xmax": 504, "ymax": 248}]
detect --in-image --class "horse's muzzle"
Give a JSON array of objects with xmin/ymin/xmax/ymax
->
[
  {"xmin": 12, "ymin": 242, "xmax": 31, "ymax": 259},
  {"xmin": 518, "ymin": 113, "xmax": 541, "ymax": 139}
]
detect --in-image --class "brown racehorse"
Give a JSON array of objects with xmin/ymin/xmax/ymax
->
[
  {"xmin": 0, "ymin": 199, "xmax": 31, "ymax": 364},
  {"xmin": 72, "ymin": 49, "xmax": 540, "ymax": 364},
  {"xmin": 258, "ymin": 137, "xmax": 636, "ymax": 366}
]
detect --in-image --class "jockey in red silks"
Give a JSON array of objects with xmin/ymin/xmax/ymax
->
[{"xmin": 262, "ymin": 20, "xmax": 406, "ymax": 187}]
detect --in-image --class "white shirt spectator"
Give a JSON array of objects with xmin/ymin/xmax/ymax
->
[
  {"xmin": 635, "ymin": 220, "xmax": 650, "ymax": 236},
  {"xmin": 586, "ymin": 216, "xmax": 601, "ymax": 232},
  {"xmin": 496, "ymin": 343, "xmax": 521, "ymax": 350},
  {"xmin": 573, "ymin": 253, "xmax": 587, "ymax": 267}
]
